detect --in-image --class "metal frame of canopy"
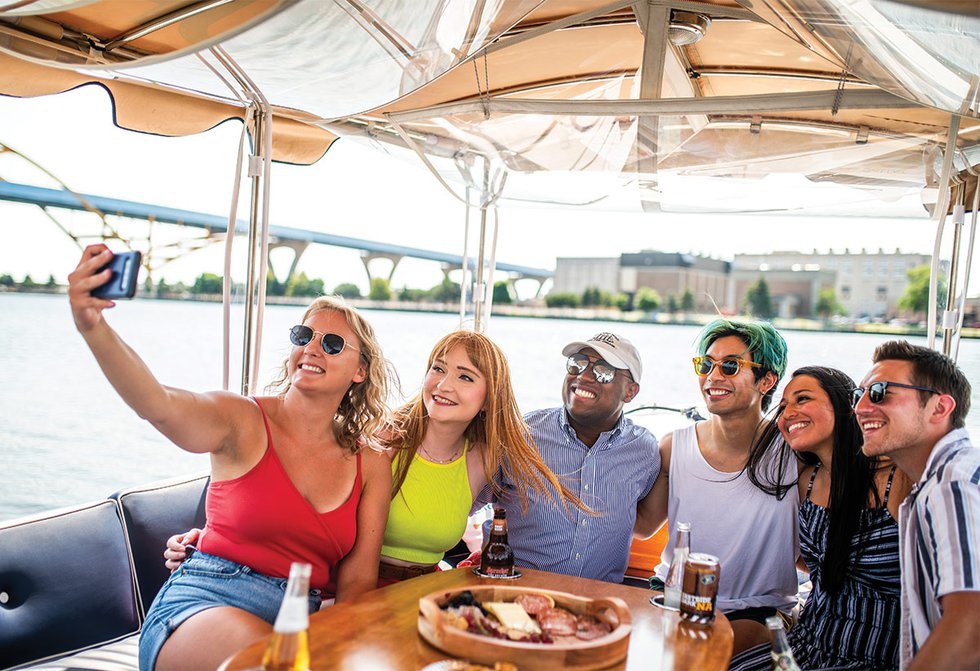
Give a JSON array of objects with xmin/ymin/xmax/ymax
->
[{"xmin": 1, "ymin": 0, "xmax": 978, "ymax": 381}]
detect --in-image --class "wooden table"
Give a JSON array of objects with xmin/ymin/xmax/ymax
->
[{"xmin": 222, "ymin": 567, "xmax": 733, "ymax": 671}]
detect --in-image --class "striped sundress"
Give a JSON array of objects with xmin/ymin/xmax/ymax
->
[{"xmin": 728, "ymin": 465, "xmax": 901, "ymax": 671}]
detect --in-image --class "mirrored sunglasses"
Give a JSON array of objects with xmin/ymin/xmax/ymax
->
[
  {"xmin": 289, "ymin": 325, "xmax": 359, "ymax": 356},
  {"xmin": 850, "ymin": 381, "xmax": 940, "ymax": 408},
  {"xmin": 692, "ymin": 355, "xmax": 761, "ymax": 377},
  {"xmin": 566, "ymin": 353, "xmax": 626, "ymax": 384}
]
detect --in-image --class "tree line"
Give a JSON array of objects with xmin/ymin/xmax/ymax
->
[
  {"xmin": 163, "ymin": 272, "xmax": 514, "ymax": 304},
  {"xmin": 545, "ymin": 286, "xmax": 696, "ymax": 313},
  {"xmin": 0, "ymin": 265, "xmax": 943, "ymax": 319},
  {"xmin": 546, "ymin": 264, "xmax": 941, "ymax": 320}
]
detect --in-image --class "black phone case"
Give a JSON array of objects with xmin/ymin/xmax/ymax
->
[{"xmin": 92, "ymin": 251, "xmax": 141, "ymax": 299}]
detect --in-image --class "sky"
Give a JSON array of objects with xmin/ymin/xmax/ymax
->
[{"xmin": 1, "ymin": 85, "xmax": 977, "ymax": 299}]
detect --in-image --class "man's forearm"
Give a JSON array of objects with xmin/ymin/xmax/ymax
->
[{"xmin": 908, "ymin": 592, "xmax": 980, "ymax": 671}]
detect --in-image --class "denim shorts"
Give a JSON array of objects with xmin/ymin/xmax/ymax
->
[{"xmin": 138, "ymin": 548, "xmax": 322, "ymax": 671}]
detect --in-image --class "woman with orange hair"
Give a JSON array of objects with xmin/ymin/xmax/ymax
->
[{"xmin": 378, "ymin": 330, "xmax": 588, "ymax": 583}]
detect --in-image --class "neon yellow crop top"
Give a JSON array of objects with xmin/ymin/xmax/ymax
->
[{"xmin": 381, "ymin": 442, "xmax": 472, "ymax": 565}]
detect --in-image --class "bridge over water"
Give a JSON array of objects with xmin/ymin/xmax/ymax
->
[{"xmin": 0, "ymin": 181, "xmax": 552, "ymax": 292}]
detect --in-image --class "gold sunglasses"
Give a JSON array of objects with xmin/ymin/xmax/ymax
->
[{"xmin": 692, "ymin": 356, "xmax": 762, "ymax": 377}]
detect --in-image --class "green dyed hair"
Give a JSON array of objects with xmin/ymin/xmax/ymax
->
[{"xmin": 696, "ymin": 318, "xmax": 788, "ymax": 410}]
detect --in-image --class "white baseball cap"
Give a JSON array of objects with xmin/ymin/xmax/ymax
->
[{"xmin": 562, "ymin": 332, "xmax": 642, "ymax": 383}]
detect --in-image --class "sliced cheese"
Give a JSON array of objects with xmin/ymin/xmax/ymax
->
[{"xmin": 483, "ymin": 601, "xmax": 542, "ymax": 634}]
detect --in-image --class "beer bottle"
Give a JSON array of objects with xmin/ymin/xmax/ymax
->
[
  {"xmin": 261, "ymin": 562, "xmax": 312, "ymax": 671},
  {"xmin": 480, "ymin": 507, "xmax": 514, "ymax": 577},
  {"xmin": 663, "ymin": 521, "xmax": 691, "ymax": 609},
  {"xmin": 766, "ymin": 616, "xmax": 801, "ymax": 671}
]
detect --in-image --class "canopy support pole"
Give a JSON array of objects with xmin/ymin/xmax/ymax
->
[
  {"xmin": 473, "ymin": 158, "xmax": 490, "ymax": 330},
  {"xmin": 460, "ymin": 186, "xmax": 471, "ymax": 327},
  {"xmin": 942, "ymin": 196, "xmax": 965, "ymax": 357},
  {"xmin": 926, "ymin": 114, "xmax": 960, "ymax": 351},
  {"xmin": 953, "ymin": 174, "xmax": 978, "ymax": 361},
  {"xmin": 633, "ymin": 1, "xmax": 670, "ymax": 211},
  {"xmin": 210, "ymin": 46, "xmax": 273, "ymax": 396}
]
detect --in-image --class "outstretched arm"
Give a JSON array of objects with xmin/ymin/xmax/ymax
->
[
  {"xmin": 634, "ymin": 434, "xmax": 672, "ymax": 538},
  {"xmin": 69, "ymin": 245, "xmax": 241, "ymax": 455},
  {"xmin": 908, "ymin": 591, "xmax": 980, "ymax": 671}
]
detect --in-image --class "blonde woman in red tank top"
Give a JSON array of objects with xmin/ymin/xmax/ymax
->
[
  {"xmin": 69, "ymin": 245, "xmax": 394, "ymax": 671},
  {"xmin": 168, "ymin": 330, "xmax": 592, "ymax": 589}
]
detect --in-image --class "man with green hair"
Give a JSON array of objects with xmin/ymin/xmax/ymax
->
[{"xmin": 636, "ymin": 318, "xmax": 799, "ymax": 654}]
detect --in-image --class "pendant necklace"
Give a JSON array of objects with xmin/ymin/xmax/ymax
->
[{"xmin": 420, "ymin": 442, "xmax": 462, "ymax": 464}]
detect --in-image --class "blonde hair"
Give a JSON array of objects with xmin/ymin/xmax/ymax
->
[
  {"xmin": 391, "ymin": 330, "xmax": 589, "ymax": 515},
  {"xmin": 268, "ymin": 296, "xmax": 394, "ymax": 454}
]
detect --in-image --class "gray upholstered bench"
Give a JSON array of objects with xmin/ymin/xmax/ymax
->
[{"xmin": 0, "ymin": 474, "xmax": 208, "ymax": 671}]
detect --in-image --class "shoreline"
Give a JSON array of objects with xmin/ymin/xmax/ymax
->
[{"xmin": 5, "ymin": 287, "xmax": 976, "ymax": 339}]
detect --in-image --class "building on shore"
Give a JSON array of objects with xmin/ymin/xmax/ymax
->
[
  {"xmin": 552, "ymin": 257, "xmax": 620, "ymax": 297},
  {"xmin": 734, "ymin": 249, "xmax": 934, "ymax": 319},
  {"xmin": 553, "ymin": 248, "xmax": 936, "ymax": 319},
  {"xmin": 553, "ymin": 252, "xmax": 730, "ymax": 312},
  {"xmin": 619, "ymin": 252, "xmax": 730, "ymax": 313}
]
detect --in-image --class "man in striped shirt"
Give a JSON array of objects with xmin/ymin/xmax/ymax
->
[
  {"xmin": 476, "ymin": 332, "xmax": 660, "ymax": 583},
  {"xmin": 855, "ymin": 340, "xmax": 979, "ymax": 671}
]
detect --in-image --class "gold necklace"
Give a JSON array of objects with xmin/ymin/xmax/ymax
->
[{"xmin": 420, "ymin": 442, "xmax": 463, "ymax": 464}]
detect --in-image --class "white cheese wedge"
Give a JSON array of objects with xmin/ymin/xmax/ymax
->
[{"xmin": 483, "ymin": 601, "xmax": 542, "ymax": 635}]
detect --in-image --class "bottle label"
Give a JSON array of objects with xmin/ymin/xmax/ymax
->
[
  {"xmin": 273, "ymin": 596, "xmax": 309, "ymax": 633},
  {"xmin": 680, "ymin": 592, "xmax": 714, "ymax": 613},
  {"xmin": 485, "ymin": 566, "xmax": 513, "ymax": 576}
]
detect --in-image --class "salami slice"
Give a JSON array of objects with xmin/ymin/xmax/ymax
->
[
  {"xmin": 514, "ymin": 593, "xmax": 553, "ymax": 616},
  {"xmin": 575, "ymin": 614, "xmax": 612, "ymax": 640},
  {"xmin": 536, "ymin": 606, "xmax": 578, "ymax": 636}
]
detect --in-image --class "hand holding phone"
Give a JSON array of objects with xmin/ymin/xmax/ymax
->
[{"xmin": 91, "ymin": 250, "xmax": 141, "ymax": 299}]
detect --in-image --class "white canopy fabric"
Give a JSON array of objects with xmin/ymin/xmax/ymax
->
[{"xmin": 1, "ymin": 0, "xmax": 977, "ymax": 213}]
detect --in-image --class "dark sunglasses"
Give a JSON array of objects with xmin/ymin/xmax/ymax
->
[
  {"xmin": 850, "ymin": 381, "xmax": 940, "ymax": 408},
  {"xmin": 566, "ymin": 353, "xmax": 629, "ymax": 384},
  {"xmin": 693, "ymin": 355, "xmax": 761, "ymax": 377},
  {"xmin": 289, "ymin": 325, "xmax": 359, "ymax": 356}
]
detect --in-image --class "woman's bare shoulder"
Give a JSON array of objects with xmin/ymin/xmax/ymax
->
[{"xmin": 360, "ymin": 445, "xmax": 394, "ymax": 473}]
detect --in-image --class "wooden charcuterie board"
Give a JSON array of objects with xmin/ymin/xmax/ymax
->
[{"xmin": 418, "ymin": 585, "xmax": 632, "ymax": 671}]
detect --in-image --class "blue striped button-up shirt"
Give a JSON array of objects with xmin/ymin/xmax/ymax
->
[
  {"xmin": 898, "ymin": 427, "xmax": 980, "ymax": 670},
  {"xmin": 486, "ymin": 407, "xmax": 660, "ymax": 584}
]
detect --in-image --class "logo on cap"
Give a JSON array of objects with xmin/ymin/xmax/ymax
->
[{"xmin": 591, "ymin": 332, "xmax": 620, "ymax": 347}]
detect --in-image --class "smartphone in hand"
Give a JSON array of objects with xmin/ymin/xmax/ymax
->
[{"xmin": 92, "ymin": 250, "xmax": 142, "ymax": 299}]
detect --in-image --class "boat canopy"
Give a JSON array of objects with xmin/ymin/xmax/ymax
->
[
  {"xmin": 1, "ymin": 0, "xmax": 977, "ymax": 215},
  {"xmin": 2, "ymin": 0, "xmax": 978, "ymax": 374}
]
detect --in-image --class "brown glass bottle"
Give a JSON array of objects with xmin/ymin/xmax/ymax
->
[{"xmin": 479, "ymin": 508, "xmax": 514, "ymax": 577}]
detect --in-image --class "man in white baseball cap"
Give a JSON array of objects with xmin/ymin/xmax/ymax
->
[
  {"xmin": 561, "ymin": 332, "xmax": 643, "ymax": 382},
  {"xmin": 475, "ymin": 330, "xmax": 660, "ymax": 584}
]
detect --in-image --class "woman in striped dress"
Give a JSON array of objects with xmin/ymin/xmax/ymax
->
[{"xmin": 729, "ymin": 366, "xmax": 912, "ymax": 671}]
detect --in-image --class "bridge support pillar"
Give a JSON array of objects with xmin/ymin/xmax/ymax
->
[
  {"xmin": 269, "ymin": 240, "xmax": 310, "ymax": 285},
  {"xmin": 361, "ymin": 252, "xmax": 403, "ymax": 286},
  {"xmin": 511, "ymin": 274, "xmax": 548, "ymax": 300},
  {"xmin": 440, "ymin": 263, "xmax": 463, "ymax": 282}
]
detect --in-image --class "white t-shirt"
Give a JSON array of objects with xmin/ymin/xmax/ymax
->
[{"xmin": 654, "ymin": 423, "xmax": 799, "ymax": 613}]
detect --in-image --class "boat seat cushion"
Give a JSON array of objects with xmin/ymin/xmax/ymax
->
[
  {"xmin": 112, "ymin": 474, "xmax": 208, "ymax": 618},
  {"xmin": 0, "ymin": 500, "xmax": 139, "ymax": 670},
  {"xmin": 17, "ymin": 635, "xmax": 138, "ymax": 671}
]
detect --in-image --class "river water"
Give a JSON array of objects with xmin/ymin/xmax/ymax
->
[{"xmin": 2, "ymin": 292, "xmax": 978, "ymax": 522}]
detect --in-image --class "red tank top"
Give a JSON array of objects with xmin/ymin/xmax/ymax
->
[{"xmin": 197, "ymin": 398, "xmax": 361, "ymax": 590}]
